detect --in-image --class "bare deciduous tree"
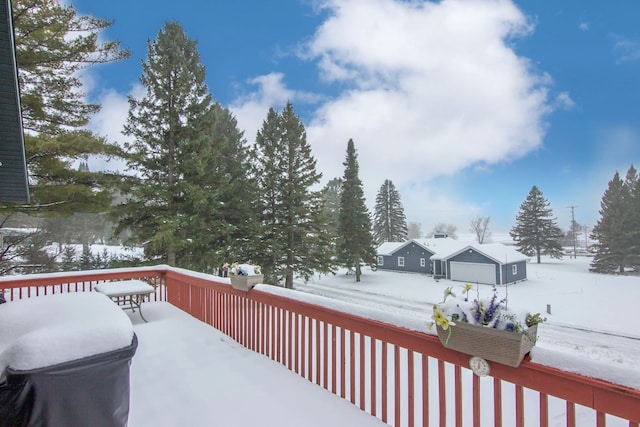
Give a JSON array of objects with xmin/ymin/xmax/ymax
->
[{"xmin": 470, "ymin": 216, "xmax": 492, "ymax": 244}]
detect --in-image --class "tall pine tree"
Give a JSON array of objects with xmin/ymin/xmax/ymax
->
[
  {"xmin": 177, "ymin": 103, "xmax": 258, "ymax": 272},
  {"xmin": 321, "ymin": 178, "xmax": 343, "ymax": 258},
  {"xmin": 337, "ymin": 139, "xmax": 375, "ymax": 282},
  {"xmin": 590, "ymin": 166, "xmax": 638, "ymax": 273},
  {"xmin": 2, "ymin": 0, "xmax": 128, "ymax": 274},
  {"xmin": 510, "ymin": 186, "xmax": 563, "ymax": 263},
  {"xmin": 373, "ymin": 179, "xmax": 408, "ymax": 244},
  {"xmin": 4, "ymin": 0, "xmax": 129, "ymax": 214},
  {"xmin": 252, "ymin": 102, "xmax": 332, "ymax": 288},
  {"xmin": 9, "ymin": 0, "xmax": 128, "ymax": 214},
  {"xmin": 114, "ymin": 22, "xmax": 213, "ymax": 267}
]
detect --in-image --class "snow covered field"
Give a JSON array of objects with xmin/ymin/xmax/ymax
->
[
  {"xmin": 293, "ymin": 256, "xmax": 640, "ymax": 390},
  {"xmin": 122, "ymin": 257, "xmax": 638, "ymax": 427}
]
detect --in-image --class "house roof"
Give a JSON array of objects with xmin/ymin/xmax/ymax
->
[
  {"xmin": 412, "ymin": 238, "xmax": 463, "ymax": 255},
  {"xmin": 376, "ymin": 241, "xmax": 409, "ymax": 256},
  {"xmin": 431, "ymin": 242, "xmax": 529, "ymax": 264},
  {"xmin": 377, "ymin": 238, "xmax": 461, "ymax": 256},
  {"xmin": 0, "ymin": 0, "xmax": 29, "ymax": 203},
  {"xmin": 377, "ymin": 238, "xmax": 529, "ymax": 265}
]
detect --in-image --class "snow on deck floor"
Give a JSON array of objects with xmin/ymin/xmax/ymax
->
[{"xmin": 127, "ymin": 302, "xmax": 385, "ymax": 427}]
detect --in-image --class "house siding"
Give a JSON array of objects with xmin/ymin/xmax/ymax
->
[
  {"xmin": 502, "ymin": 260, "xmax": 527, "ymax": 284},
  {"xmin": 0, "ymin": 0, "xmax": 29, "ymax": 203},
  {"xmin": 378, "ymin": 242, "xmax": 434, "ymax": 274},
  {"xmin": 446, "ymin": 249, "xmax": 499, "ymax": 283}
]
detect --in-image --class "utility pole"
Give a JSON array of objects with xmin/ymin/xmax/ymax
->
[{"xmin": 567, "ymin": 206, "xmax": 578, "ymax": 258}]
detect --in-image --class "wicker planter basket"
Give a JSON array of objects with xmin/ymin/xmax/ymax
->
[
  {"xmin": 229, "ymin": 274, "xmax": 263, "ymax": 291},
  {"xmin": 436, "ymin": 322, "xmax": 538, "ymax": 368}
]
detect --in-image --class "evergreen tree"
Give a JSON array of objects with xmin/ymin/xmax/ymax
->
[
  {"xmin": 178, "ymin": 103, "xmax": 258, "ymax": 272},
  {"xmin": 113, "ymin": 22, "xmax": 213, "ymax": 267},
  {"xmin": 60, "ymin": 245, "xmax": 77, "ymax": 271},
  {"xmin": 252, "ymin": 103, "xmax": 331, "ymax": 287},
  {"xmin": 626, "ymin": 166, "xmax": 640, "ymax": 268},
  {"xmin": 510, "ymin": 186, "xmax": 564, "ymax": 263},
  {"xmin": 373, "ymin": 179, "xmax": 408, "ymax": 244},
  {"xmin": 320, "ymin": 178, "xmax": 343, "ymax": 260},
  {"xmin": 407, "ymin": 222, "xmax": 422, "ymax": 239},
  {"xmin": 7, "ymin": 0, "xmax": 128, "ymax": 214},
  {"xmin": 79, "ymin": 243, "xmax": 93, "ymax": 270},
  {"xmin": 337, "ymin": 139, "xmax": 375, "ymax": 282},
  {"xmin": 590, "ymin": 166, "xmax": 638, "ymax": 273},
  {"xmin": 322, "ymin": 178, "xmax": 343, "ymax": 236},
  {"xmin": 2, "ymin": 0, "xmax": 127, "ymax": 274}
]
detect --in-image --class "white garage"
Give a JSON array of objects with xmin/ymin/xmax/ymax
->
[{"xmin": 449, "ymin": 261, "xmax": 496, "ymax": 285}]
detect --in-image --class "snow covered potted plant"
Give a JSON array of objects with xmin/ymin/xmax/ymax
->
[
  {"xmin": 428, "ymin": 284, "xmax": 545, "ymax": 368},
  {"xmin": 227, "ymin": 263, "xmax": 263, "ymax": 291}
]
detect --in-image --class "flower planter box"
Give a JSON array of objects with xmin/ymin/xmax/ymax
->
[
  {"xmin": 229, "ymin": 274, "xmax": 263, "ymax": 291},
  {"xmin": 436, "ymin": 322, "xmax": 538, "ymax": 368}
]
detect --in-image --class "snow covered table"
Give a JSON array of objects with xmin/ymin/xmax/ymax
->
[{"xmin": 95, "ymin": 279, "xmax": 155, "ymax": 322}]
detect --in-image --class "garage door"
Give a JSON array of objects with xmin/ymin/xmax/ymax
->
[{"xmin": 450, "ymin": 262, "xmax": 496, "ymax": 285}]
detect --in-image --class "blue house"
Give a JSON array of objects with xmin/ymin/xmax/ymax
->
[
  {"xmin": 376, "ymin": 240, "xmax": 435, "ymax": 274},
  {"xmin": 376, "ymin": 239, "xmax": 529, "ymax": 285},
  {"xmin": 376, "ymin": 238, "xmax": 464, "ymax": 275},
  {"xmin": 431, "ymin": 243, "xmax": 528, "ymax": 285}
]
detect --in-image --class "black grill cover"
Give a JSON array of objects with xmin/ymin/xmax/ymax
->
[{"xmin": 0, "ymin": 334, "xmax": 137, "ymax": 427}]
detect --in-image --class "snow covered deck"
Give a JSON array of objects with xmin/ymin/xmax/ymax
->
[
  {"xmin": 1, "ymin": 265, "xmax": 639, "ymax": 426},
  {"xmin": 126, "ymin": 302, "xmax": 384, "ymax": 427}
]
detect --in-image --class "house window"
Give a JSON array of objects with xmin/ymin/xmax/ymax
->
[
  {"xmin": 377, "ymin": 256, "xmax": 383, "ymax": 266},
  {"xmin": 398, "ymin": 257, "xmax": 405, "ymax": 267},
  {"xmin": 420, "ymin": 258, "xmax": 426, "ymax": 267},
  {"xmin": 512, "ymin": 264, "xmax": 518, "ymax": 275}
]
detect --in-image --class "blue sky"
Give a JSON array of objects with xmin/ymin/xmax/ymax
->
[{"xmin": 74, "ymin": 0, "xmax": 640, "ymax": 235}]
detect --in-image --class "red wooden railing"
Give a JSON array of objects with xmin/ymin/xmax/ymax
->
[{"xmin": 1, "ymin": 266, "xmax": 639, "ymax": 427}]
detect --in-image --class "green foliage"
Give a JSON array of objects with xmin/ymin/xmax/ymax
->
[
  {"xmin": 11, "ymin": 0, "xmax": 127, "ymax": 211},
  {"xmin": 13, "ymin": 0, "xmax": 129, "ymax": 134},
  {"xmin": 1, "ymin": 0, "xmax": 128, "ymax": 276},
  {"xmin": 373, "ymin": 179, "xmax": 408, "ymax": 244},
  {"xmin": 115, "ymin": 22, "xmax": 211, "ymax": 267},
  {"xmin": 590, "ymin": 165, "xmax": 640, "ymax": 273},
  {"xmin": 60, "ymin": 245, "xmax": 77, "ymax": 271},
  {"xmin": 251, "ymin": 102, "xmax": 332, "ymax": 287},
  {"xmin": 510, "ymin": 186, "xmax": 564, "ymax": 263},
  {"xmin": 320, "ymin": 178, "xmax": 343, "ymax": 260},
  {"xmin": 177, "ymin": 103, "xmax": 258, "ymax": 272},
  {"xmin": 337, "ymin": 139, "xmax": 375, "ymax": 282},
  {"xmin": 113, "ymin": 22, "xmax": 257, "ymax": 273}
]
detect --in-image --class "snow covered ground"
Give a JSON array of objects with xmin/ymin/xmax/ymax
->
[
  {"xmin": 122, "ymin": 257, "xmax": 638, "ymax": 427},
  {"xmin": 4, "ymin": 250, "xmax": 636, "ymax": 425},
  {"xmin": 127, "ymin": 303, "xmax": 386, "ymax": 427},
  {"xmin": 292, "ymin": 256, "xmax": 640, "ymax": 390}
]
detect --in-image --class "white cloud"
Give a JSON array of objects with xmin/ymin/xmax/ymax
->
[
  {"xmin": 612, "ymin": 35, "xmax": 640, "ymax": 63},
  {"xmin": 85, "ymin": 84, "xmax": 144, "ymax": 173},
  {"xmin": 229, "ymin": 73, "xmax": 321, "ymax": 145},
  {"xmin": 302, "ymin": 0, "xmax": 550, "ymax": 224},
  {"xmin": 553, "ymin": 91, "xmax": 575, "ymax": 110},
  {"xmin": 230, "ymin": 0, "xmax": 556, "ymax": 230},
  {"xmin": 578, "ymin": 22, "xmax": 589, "ymax": 32}
]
